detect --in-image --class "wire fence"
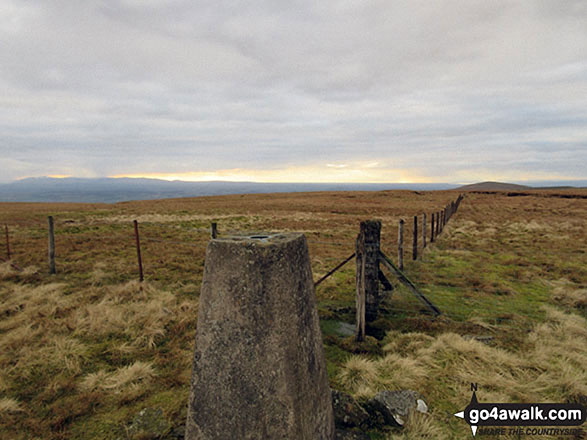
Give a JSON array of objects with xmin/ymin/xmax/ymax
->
[{"xmin": 2, "ymin": 193, "xmax": 544, "ymax": 331}]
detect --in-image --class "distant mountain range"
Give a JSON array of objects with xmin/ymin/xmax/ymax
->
[
  {"xmin": 0, "ymin": 177, "xmax": 456, "ymax": 203},
  {"xmin": 0, "ymin": 177, "xmax": 583, "ymax": 203}
]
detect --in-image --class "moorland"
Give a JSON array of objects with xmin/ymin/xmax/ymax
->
[{"xmin": 0, "ymin": 188, "xmax": 585, "ymax": 439}]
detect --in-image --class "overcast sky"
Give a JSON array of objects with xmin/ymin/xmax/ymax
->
[{"xmin": 1, "ymin": 0, "xmax": 586, "ymax": 183}]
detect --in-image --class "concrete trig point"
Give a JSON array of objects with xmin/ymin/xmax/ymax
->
[{"xmin": 186, "ymin": 233, "xmax": 334, "ymax": 440}]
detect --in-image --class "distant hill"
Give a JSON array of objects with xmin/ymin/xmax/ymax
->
[
  {"xmin": 0, "ymin": 177, "xmax": 457, "ymax": 203},
  {"xmin": 457, "ymin": 181, "xmax": 534, "ymax": 191}
]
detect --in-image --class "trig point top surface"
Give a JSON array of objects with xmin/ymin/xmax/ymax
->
[{"xmin": 211, "ymin": 232, "xmax": 303, "ymax": 245}]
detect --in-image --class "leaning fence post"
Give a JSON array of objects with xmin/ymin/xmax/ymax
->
[
  {"xmin": 412, "ymin": 215, "xmax": 418, "ymax": 260},
  {"xmin": 4, "ymin": 225, "xmax": 10, "ymax": 260},
  {"xmin": 211, "ymin": 222, "xmax": 218, "ymax": 239},
  {"xmin": 430, "ymin": 213, "xmax": 435, "ymax": 242},
  {"xmin": 422, "ymin": 213, "xmax": 427, "ymax": 249},
  {"xmin": 48, "ymin": 216, "xmax": 56, "ymax": 274},
  {"xmin": 133, "ymin": 220, "xmax": 144, "ymax": 282},
  {"xmin": 398, "ymin": 219, "xmax": 404, "ymax": 270},
  {"xmin": 441, "ymin": 209, "xmax": 445, "ymax": 231}
]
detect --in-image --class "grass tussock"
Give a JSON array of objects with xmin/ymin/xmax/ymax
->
[
  {"xmin": 338, "ymin": 356, "xmax": 378, "ymax": 392},
  {"xmin": 339, "ymin": 309, "xmax": 587, "ymax": 428},
  {"xmin": 72, "ymin": 281, "xmax": 187, "ymax": 349},
  {"xmin": 80, "ymin": 361, "xmax": 155, "ymax": 393},
  {"xmin": 550, "ymin": 279, "xmax": 587, "ymax": 311},
  {"xmin": 0, "ymin": 398, "xmax": 23, "ymax": 413}
]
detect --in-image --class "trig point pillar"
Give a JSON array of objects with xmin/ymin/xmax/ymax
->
[{"xmin": 186, "ymin": 233, "xmax": 334, "ymax": 440}]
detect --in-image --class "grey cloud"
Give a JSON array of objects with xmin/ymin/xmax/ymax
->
[{"xmin": 0, "ymin": 0, "xmax": 586, "ymax": 182}]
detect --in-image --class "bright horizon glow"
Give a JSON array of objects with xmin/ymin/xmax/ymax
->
[
  {"xmin": 10, "ymin": 165, "xmax": 580, "ymax": 185},
  {"xmin": 109, "ymin": 165, "xmax": 424, "ymax": 184},
  {"xmin": 107, "ymin": 165, "xmax": 576, "ymax": 185}
]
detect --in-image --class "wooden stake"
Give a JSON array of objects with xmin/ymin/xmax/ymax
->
[
  {"xmin": 355, "ymin": 234, "xmax": 366, "ymax": 342},
  {"xmin": 412, "ymin": 215, "xmax": 418, "ymax": 260},
  {"xmin": 398, "ymin": 219, "xmax": 404, "ymax": 270},
  {"xmin": 48, "ymin": 216, "xmax": 56, "ymax": 274},
  {"xmin": 4, "ymin": 225, "xmax": 10, "ymax": 260},
  {"xmin": 134, "ymin": 220, "xmax": 144, "ymax": 282},
  {"xmin": 422, "ymin": 213, "xmax": 427, "ymax": 248},
  {"xmin": 430, "ymin": 212, "xmax": 435, "ymax": 242},
  {"xmin": 211, "ymin": 222, "xmax": 218, "ymax": 239}
]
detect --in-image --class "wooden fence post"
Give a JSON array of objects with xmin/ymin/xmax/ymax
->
[
  {"xmin": 436, "ymin": 211, "xmax": 440, "ymax": 236},
  {"xmin": 4, "ymin": 225, "xmax": 10, "ymax": 260},
  {"xmin": 430, "ymin": 213, "xmax": 435, "ymax": 242},
  {"xmin": 422, "ymin": 214, "xmax": 427, "ymax": 248},
  {"xmin": 412, "ymin": 215, "xmax": 418, "ymax": 260},
  {"xmin": 211, "ymin": 222, "xmax": 218, "ymax": 239},
  {"xmin": 355, "ymin": 220, "xmax": 382, "ymax": 336},
  {"xmin": 398, "ymin": 219, "xmax": 404, "ymax": 270},
  {"xmin": 133, "ymin": 220, "xmax": 144, "ymax": 282},
  {"xmin": 48, "ymin": 216, "xmax": 56, "ymax": 274},
  {"xmin": 356, "ymin": 234, "xmax": 366, "ymax": 342}
]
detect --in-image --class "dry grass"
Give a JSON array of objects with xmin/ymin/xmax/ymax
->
[
  {"xmin": 0, "ymin": 398, "xmax": 23, "ymax": 413},
  {"xmin": 80, "ymin": 361, "xmax": 155, "ymax": 392},
  {"xmin": 550, "ymin": 279, "xmax": 587, "ymax": 310},
  {"xmin": 338, "ymin": 309, "xmax": 587, "ymax": 438},
  {"xmin": 386, "ymin": 412, "xmax": 449, "ymax": 440},
  {"xmin": 0, "ymin": 189, "xmax": 585, "ymax": 439},
  {"xmin": 72, "ymin": 281, "xmax": 193, "ymax": 349},
  {"xmin": 338, "ymin": 356, "xmax": 378, "ymax": 392}
]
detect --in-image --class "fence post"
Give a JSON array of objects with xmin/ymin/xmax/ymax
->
[
  {"xmin": 398, "ymin": 219, "xmax": 404, "ymax": 270},
  {"xmin": 412, "ymin": 215, "xmax": 418, "ymax": 260},
  {"xmin": 48, "ymin": 216, "xmax": 56, "ymax": 274},
  {"xmin": 211, "ymin": 222, "xmax": 218, "ymax": 239},
  {"xmin": 356, "ymin": 220, "xmax": 382, "ymax": 329},
  {"xmin": 133, "ymin": 220, "xmax": 144, "ymax": 282},
  {"xmin": 430, "ymin": 213, "xmax": 435, "ymax": 242},
  {"xmin": 356, "ymin": 234, "xmax": 366, "ymax": 342},
  {"xmin": 436, "ymin": 211, "xmax": 440, "ymax": 236},
  {"xmin": 4, "ymin": 225, "xmax": 10, "ymax": 260},
  {"xmin": 422, "ymin": 213, "xmax": 427, "ymax": 248}
]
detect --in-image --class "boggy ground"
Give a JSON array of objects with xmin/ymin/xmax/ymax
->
[{"xmin": 0, "ymin": 189, "xmax": 585, "ymax": 439}]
